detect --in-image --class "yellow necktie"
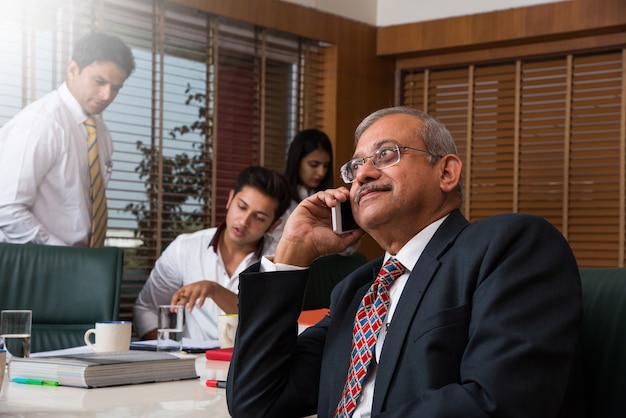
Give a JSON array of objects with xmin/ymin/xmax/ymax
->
[{"xmin": 85, "ymin": 116, "xmax": 107, "ymax": 248}]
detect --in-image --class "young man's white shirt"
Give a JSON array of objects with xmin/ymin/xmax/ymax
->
[{"xmin": 133, "ymin": 225, "xmax": 267, "ymax": 341}]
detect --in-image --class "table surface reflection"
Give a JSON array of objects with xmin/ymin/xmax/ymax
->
[{"xmin": 0, "ymin": 372, "xmax": 231, "ymax": 417}]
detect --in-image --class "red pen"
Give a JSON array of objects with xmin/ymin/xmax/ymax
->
[{"xmin": 206, "ymin": 379, "xmax": 227, "ymax": 388}]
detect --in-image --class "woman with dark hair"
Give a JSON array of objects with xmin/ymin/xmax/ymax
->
[
  {"xmin": 284, "ymin": 129, "xmax": 333, "ymax": 203},
  {"xmin": 267, "ymin": 129, "xmax": 357, "ymax": 255}
]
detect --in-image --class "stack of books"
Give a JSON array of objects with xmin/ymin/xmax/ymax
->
[{"xmin": 8, "ymin": 350, "xmax": 198, "ymax": 388}]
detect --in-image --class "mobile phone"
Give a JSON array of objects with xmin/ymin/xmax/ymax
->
[{"xmin": 331, "ymin": 200, "xmax": 359, "ymax": 234}]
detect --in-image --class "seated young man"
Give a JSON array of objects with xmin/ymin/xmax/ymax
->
[{"xmin": 133, "ymin": 165, "xmax": 290, "ymax": 342}]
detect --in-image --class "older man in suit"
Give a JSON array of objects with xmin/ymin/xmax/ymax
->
[{"xmin": 227, "ymin": 106, "xmax": 584, "ymax": 418}]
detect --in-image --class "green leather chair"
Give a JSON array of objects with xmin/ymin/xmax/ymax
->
[
  {"xmin": 0, "ymin": 242, "xmax": 123, "ymax": 353},
  {"xmin": 302, "ymin": 253, "xmax": 368, "ymax": 310},
  {"xmin": 579, "ymin": 268, "xmax": 626, "ymax": 418}
]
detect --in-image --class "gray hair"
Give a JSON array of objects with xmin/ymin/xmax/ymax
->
[
  {"xmin": 354, "ymin": 106, "xmax": 463, "ymax": 199},
  {"xmin": 354, "ymin": 106, "xmax": 458, "ymax": 163}
]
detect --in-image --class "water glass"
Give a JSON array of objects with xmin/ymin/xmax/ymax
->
[
  {"xmin": 157, "ymin": 305, "xmax": 184, "ymax": 352},
  {"xmin": 0, "ymin": 310, "xmax": 32, "ymax": 358}
]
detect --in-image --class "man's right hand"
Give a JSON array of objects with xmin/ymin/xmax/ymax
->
[{"xmin": 273, "ymin": 187, "xmax": 364, "ymax": 267}]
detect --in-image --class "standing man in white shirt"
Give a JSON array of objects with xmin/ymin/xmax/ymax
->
[
  {"xmin": 0, "ymin": 32, "xmax": 135, "ymax": 246},
  {"xmin": 133, "ymin": 166, "xmax": 291, "ymax": 342}
]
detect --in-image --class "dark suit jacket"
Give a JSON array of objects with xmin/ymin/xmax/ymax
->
[{"xmin": 227, "ymin": 210, "xmax": 584, "ymax": 418}]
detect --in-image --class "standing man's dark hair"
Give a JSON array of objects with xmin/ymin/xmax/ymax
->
[{"xmin": 71, "ymin": 32, "xmax": 135, "ymax": 76}]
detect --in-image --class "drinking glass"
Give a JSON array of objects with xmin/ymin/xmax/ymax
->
[
  {"xmin": 0, "ymin": 310, "xmax": 32, "ymax": 358},
  {"xmin": 157, "ymin": 305, "xmax": 184, "ymax": 352}
]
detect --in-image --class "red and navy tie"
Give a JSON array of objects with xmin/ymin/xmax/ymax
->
[{"xmin": 334, "ymin": 257, "xmax": 406, "ymax": 418}]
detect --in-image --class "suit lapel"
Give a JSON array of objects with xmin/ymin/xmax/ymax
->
[{"xmin": 371, "ymin": 210, "xmax": 470, "ymax": 413}]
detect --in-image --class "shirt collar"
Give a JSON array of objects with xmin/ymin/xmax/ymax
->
[
  {"xmin": 58, "ymin": 82, "xmax": 90, "ymax": 125},
  {"xmin": 208, "ymin": 222, "xmax": 266, "ymax": 259},
  {"xmin": 297, "ymin": 184, "xmax": 310, "ymax": 200},
  {"xmin": 385, "ymin": 214, "xmax": 449, "ymax": 272}
]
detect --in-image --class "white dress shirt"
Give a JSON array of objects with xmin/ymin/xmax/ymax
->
[
  {"xmin": 133, "ymin": 226, "xmax": 267, "ymax": 341},
  {"xmin": 351, "ymin": 216, "xmax": 446, "ymax": 418},
  {"xmin": 260, "ymin": 215, "xmax": 447, "ymax": 417},
  {"xmin": 0, "ymin": 82, "xmax": 113, "ymax": 246}
]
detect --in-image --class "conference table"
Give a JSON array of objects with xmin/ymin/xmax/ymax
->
[
  {"xmin": 1, "ymin": 321, "xmax": 324, "ymax": 416},
  {"xmin": 0, "ymin": 345, "xmax": 233, "ymax": 417},
  {"xmin": 1, "ymin": 354, "xmax": 318, "ymax": 417},
  {"xmin": 0, "ymin": 370, "xmax": 231, "ymax": 417}
]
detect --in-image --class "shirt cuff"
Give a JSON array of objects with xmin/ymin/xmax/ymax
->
[{"xmin": 260, "ymin": 256, "xmax": 308, "ymax": 272}]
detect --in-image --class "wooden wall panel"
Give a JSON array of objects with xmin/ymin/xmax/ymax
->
[
  {"xmin": 396, "ymin": 32, "xmax": 626, "ymax": 70},
  {"xmin": 170, "ymin": 0, "xmax": 342, "ymax": 43},
  {"xmin": 378, "ymin": 0, "xmax": 626, "ymax": 58}
]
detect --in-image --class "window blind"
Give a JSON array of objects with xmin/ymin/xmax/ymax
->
[{"xmin": 401, "ymin": 49, "xmax": 626, "ymax": 267}]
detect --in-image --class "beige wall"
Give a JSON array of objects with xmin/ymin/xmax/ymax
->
[{"xmin": 280, "ymin": 0, "xmax": 568, "ymax": 26}]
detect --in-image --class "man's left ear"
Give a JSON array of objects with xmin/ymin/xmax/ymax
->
[
  {"xmin": 66, "ymin": 60, "xmax": 80, "ymax": 81},
  {"xmin": 439, "ymin": 154, "xmax": 463, "ymax": 192},
  {"xmin": 225, "ymin": 190, "xmax": 235, "ymax": 208},
  {"xmin": 266, "ymin": 218, "xmax": 283, "ymax": 234}
]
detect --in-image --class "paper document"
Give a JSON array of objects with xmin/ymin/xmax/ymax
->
[{"xmin": 130, "ymin": 337, "xmax": 219, "ymax": 353}]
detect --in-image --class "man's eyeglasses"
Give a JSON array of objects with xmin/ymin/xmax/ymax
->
[{"xmin": 340, "ymin": 145, "xmax": 442, "ymax": 183}]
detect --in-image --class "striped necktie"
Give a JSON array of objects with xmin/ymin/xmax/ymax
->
[
  {"xmin": 85, "ymin": 116, "xmax": 107, "ymax": 248},
  {"xmin": 334, "ymin": 258, "xmax": 406, "ymax": 418}
]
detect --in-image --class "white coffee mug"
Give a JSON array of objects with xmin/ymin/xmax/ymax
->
[
  {"xmin": 84, "ymin": 321, "xmax": 132, "ymax": 352},
  {"xmin": 217, "ymin": 314, "xmax": 238, "ymax": 348}
]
